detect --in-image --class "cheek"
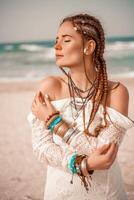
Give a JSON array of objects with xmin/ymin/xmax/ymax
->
[{"xmin": 66, "ymin": 44, "xmax": 83, "ymax": 64}]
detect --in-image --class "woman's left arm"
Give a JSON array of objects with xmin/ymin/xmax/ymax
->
[
  {"xmin": 33, "ymin": 84, "xmax": 133, "ymax": 157},
  {"xmin": 64, "ymin": 83, "xmax": 133, "ymax": 154}
]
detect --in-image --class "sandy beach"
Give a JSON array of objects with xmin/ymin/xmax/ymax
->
[{"xmin": 0, "ymin": 77, "xmax": 134, "ymax": 200}]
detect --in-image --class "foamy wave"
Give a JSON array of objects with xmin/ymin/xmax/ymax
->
[
  {"xmin": 106, "ymin": 41, "xmax": 134, "ymax": 58},
  {"xmin": 107, "ymin": 41, "xmax": 134, "ymax": 51},
  {"xmin": 19, "ymin": 44, "xmax": 46, "ymax": 52},
  {"xmin": 19, "ymin": 45, "xmax": 55, "ymax": 62}
]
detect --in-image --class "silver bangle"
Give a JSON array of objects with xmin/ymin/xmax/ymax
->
[
  {"xmin": 67, "ymin": 128, "xmax": 79, "ymax": 144},
  {"xmin": 62, "ymin": 128, "xmax": 75, "ymax": 143}
]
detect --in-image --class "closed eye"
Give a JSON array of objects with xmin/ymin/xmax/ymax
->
[
  {"xmin": 54, "ymin": 39, "xmax": 71, "ymax": 45},
  {"xmin": 64, "ymin": 40, "xmax": 71, "ymax": 42}
]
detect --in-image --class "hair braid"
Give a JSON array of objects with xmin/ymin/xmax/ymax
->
[{"xmin": 60, "ymin": 13, "xmax": 109, "ymax": 136}]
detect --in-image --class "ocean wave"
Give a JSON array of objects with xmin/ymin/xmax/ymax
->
[
  {"xmin": 12, "ymin": 42, "xmax": 134, "ymax": 61},
  {"xmin": 107, "ymin": 41, "xmax": 134, "ymax": 51},
  {"xmin": 1, "ymin": 40, "xmax": 134, "ymax": 60},
  {"xmin": 0, "ymin": 39, "xmax": 134, "ymax": 81},
  {"xmin": 19, "ymin": 44, "xmax": 46, "ymax": 52},
  {"xmin": 105, "ymin": 41, "xmax": 134, "ymax": 58},
  {"xmin": 4, "ymin": 45, "xmax": 14, "ymax": 51}
]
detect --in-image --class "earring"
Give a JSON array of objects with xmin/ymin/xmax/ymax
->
[
  {"xmin": 95, "ymin": 66, "xmax": 99, "ymax": 72},
  {"xmin": 84, "ymin": 48, "xmax": 88, "ymax": 55}
]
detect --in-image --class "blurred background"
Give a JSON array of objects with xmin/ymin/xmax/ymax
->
[
  {"xmin": 0, "ymin": 1, "xmax": 134, "ymax": 200},
  {"xmin": 0, "ymin": 0, "xmax": 134, "ymax": 81}
]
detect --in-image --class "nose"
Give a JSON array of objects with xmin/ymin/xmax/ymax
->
[{"xmin": 54, "ymin": 42, "xmax": 62, "ymax": 50}]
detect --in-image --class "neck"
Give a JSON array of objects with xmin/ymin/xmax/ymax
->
[{"xmin": 68, "ymin": 60, "xmax": 96, "ymax": 91}]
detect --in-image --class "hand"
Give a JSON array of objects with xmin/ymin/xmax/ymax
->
[
  {"xmin": 87, "ymin": 143, "xmax": 118, "ymax": 170},
  {"xmin": 31, "ymin": 91, "xmax": 58, "ymax": 123}
]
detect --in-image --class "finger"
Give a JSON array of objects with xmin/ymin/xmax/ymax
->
[
  {"xmin": 32, "ymin": 97, "xmax": 37, "ymax": 106},
  {"xmin": 35, "ymin": 91, "xmax": 43, "ymax": 105},
  {"xmin": 97, "ymin": 143, "xmax": 111, "ymax": 154},
  {"xmin": 44, "ymin": 94, "xmax": 52, "ymax": 107},
  {"xmin": 33, "ymin": 92, "xmax": 39, "ymax": 104},
  {"xmin": 39, "ymin": 91, "xmax": 46, "ymax": 104}
]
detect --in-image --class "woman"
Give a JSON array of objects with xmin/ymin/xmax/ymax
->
[{"xmin": 27, "ymin": 13, "xmax": 133, "ymax": 199}]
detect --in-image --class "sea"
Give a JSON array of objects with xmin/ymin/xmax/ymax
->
[{"xmin": 0, "ymin": 36, "xmax": 134, "ymax": 82}]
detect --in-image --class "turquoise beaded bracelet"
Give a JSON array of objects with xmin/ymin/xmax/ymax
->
[
  {"xmin": 68, "ymin": 152, "xmax": 77, "ymax": 174},
  {"xmin": 48, "ymin": 115, "xmax": 62, "ymax": 131}
]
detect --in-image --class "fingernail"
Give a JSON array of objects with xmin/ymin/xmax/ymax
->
[{"xmin": 45, "ymin": 94, "xmax": 49, "ymax": 98}]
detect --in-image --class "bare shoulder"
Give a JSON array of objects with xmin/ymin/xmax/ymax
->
[
  {"xmin": 107, "ymin": 80, "xmax": 129, "ymax": 116},
  {"xmin": 38, "ymin": 76, "xmax": 61, "ymax": 101}
]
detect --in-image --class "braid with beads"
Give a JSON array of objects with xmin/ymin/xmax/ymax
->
[{"xmin": 59, "ymin": 13, "xmax": 110, "ymax": 136}]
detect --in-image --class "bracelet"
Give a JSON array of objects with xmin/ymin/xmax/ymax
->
[
  {"xmin": 46, "ymin": 114, "xmax": 60, "ymax": 128},
  {"xmin": 56, "ymin": 122, "xmax": 69, "ymax": 138},
  {"xmin": 74, "ymin": 155, "xmax": 85, "ymax": 176},
  {"xmin": 67, "ymin": 128, "xmax": 79, "ymax": 144},
  {"xmin": 48, "ymin": 116, "xmax": 62, "ymax": 131},
  {"xmin": 86, "ymin": 157, "xmax": 94, "ymax": 175},
  {"xmin": 45, "ymin": 111, "xmax": 60, "ymax": 124},
  {"xmin": 68, "ymin": 153, "xmax": 77, "ymax": 174},
  {"xmin": 62, "ymin": 128, "xmax": 75, "ymax": 143},
  {"xmin": 81, "ymin": 157, "xmax": 89, "ymax": 177},
  {"xmin": 73, "ymin": 154, "xmax": 93, "ymax": 192},
  {"xmin": 53, "ymin": 120, "xmax": 64, "ymax": 133}
]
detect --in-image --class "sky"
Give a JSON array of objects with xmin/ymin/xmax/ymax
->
[{"xmin": 0, "ymin": 0, "xmax": 134, "ymax": 43}]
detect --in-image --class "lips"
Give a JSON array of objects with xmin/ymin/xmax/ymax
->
[
  {"xmin": 56, "ymin": 54, "xmax": 64, "ymax": 57},
  {"xmin": 55, "ymin": 54, "xmax": 64, "ymax": 60}
]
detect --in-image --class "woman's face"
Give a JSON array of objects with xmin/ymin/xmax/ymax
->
[{"xmin": 54, "ymin": 21, "xmax": 84, "ymax": 68}]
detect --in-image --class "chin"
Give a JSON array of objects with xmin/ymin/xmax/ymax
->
[{"xmin": 56, "ymin": 61, "xmax": 68, "ymax": 68}]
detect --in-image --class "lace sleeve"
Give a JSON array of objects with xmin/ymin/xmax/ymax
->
[
  {"xmin": 27, "ymin": 112, "xmax": 75, "ymax": 172},
  {"xmin": 68, "ymin": 108, "xmax": 133, "ymax": 155},
  {"xmin": 27, "ymin": 108, "xmax": 133, "ymax": 171}
]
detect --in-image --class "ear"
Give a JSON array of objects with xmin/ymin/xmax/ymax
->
[{"xmin": 85, "ymin": 40, "xmax": 96, "ymax": 55}]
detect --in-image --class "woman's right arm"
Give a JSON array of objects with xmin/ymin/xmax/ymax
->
[{"xmin": 27, "ymin": 112, "xmax": 117, "ymax": 172}]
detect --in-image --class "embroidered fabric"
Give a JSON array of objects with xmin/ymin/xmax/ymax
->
[{"xmin": 27, "ymin": 98, "xmax": 133, "ymax": 200}]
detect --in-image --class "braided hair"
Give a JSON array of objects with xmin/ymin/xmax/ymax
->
[{"xmin": 59, "ymin": 13, "xmax": 111, "ymax": 136}]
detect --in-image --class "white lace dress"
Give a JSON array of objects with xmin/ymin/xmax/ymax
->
[{"xmin": 27, "ymin": 98, "xmax": 133, "ymax": 200}]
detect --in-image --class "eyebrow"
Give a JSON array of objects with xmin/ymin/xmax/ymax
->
[{"xmin": 56, "ymin": 34, "xmax": 73, "ymax": 40}]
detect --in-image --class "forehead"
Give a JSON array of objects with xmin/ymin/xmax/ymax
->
[{"xmin": 56, "ymin": 21, "xmax": 80, "ymax": 39}]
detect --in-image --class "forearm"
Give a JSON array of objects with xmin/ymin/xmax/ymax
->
[
  {"xmin": 54, "ymin": 120, "xmax": 126, "ymax": 156},
  {"xmin": 28, "ymin": 112, "xmax": 76, "ymax": 172},
  {"xmin": 28, "ymin": 112, "xmax": 126, "ymax": 173}
]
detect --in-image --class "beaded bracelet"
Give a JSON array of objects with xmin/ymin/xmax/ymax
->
[
  {"xmin": 53, "ymin": 120, "xmax": 64, "ymax": 133},
  {"xmin": 74, "ymin": 155, "xmax": 94, "ymax": 192},
  {"xmin": 45, "ymin": 111, "xmax": 60, "ymax": 124},
  {"xmin": 48, "ymin": 115, "xmax": 62, "ymax": 131},
  {"xmin": 46, "ymin": 114, "xmax": 60, "ymax": 129},
  {"xmin": 68, "ymin": 153, "xmax": 77, "ymax": 174}
]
